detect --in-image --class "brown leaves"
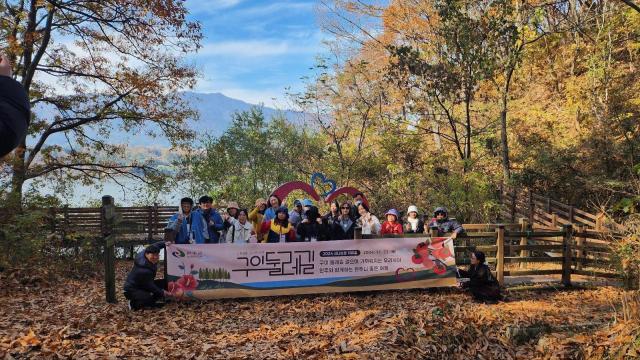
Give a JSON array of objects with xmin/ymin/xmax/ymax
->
[{"xmin": 0, "ymin": 263, "xmax": 636, "ymax": 359}]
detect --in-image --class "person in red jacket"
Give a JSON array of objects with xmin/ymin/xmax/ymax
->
[{"xmin": 381, "ymin": 209, "xmax": 403, "ymax": 235}]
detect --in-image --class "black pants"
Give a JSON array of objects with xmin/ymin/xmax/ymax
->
[{"xmin": 124, "ymin": 279, "xmax": 166, "ymax": 310}]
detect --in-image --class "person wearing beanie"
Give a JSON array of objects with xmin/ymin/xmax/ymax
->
[
  {"xmin": 195, "ymin": 195, "xmax": 224, "ymax": 243},
  {"xmin": 123, "ymin": 241, "xmax": 172, "ymax": 310},
  {"xmin": 427, "ymin": 207, "xmax": 464, "ymax": 238},
  {"xmin": 166, "ymin": 197, "xmax": 209, "ymax": 244},
  {"xmin": 381, "ymin": 209, "xmax": 403, "ymax": 235},
  {"xmin": 221, "ymin": 201, "xmax": 240, "ymax": 242},
  {"xmin": 296, "ymin": 206, "xmax": 328, "ymax": 242},
  {"xmin": 404, "ymin": 205, "xmax": 425, "ymax": 234},
  {"xmin": 260, "ymin": 206, "xmax": 296, "ymax": 243}
]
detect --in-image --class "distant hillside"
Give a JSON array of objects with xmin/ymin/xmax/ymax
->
[{"xmin": 32, "ymin": 91, "xmax": 305, "ymax": 148}]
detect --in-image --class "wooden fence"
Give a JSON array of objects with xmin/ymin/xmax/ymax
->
[{"xmin": 498, "ymin": 187, "xmax": 626, "ymax": 233}]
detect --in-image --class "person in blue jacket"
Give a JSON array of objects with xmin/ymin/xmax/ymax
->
[
  {"xmin": 166, "ymin": 197, "xmax": 208, "ymax": 244},
  {"xmin": 123, "ymin": 242, "xmax": 172, "ymax": 310},
  {"xmin": 196, "ymin": 195, "xmax": 224, "ymax": 243}
]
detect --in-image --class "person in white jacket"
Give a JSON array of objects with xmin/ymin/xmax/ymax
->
[
  {"xmin": 223, "ymin": 209, "xmax": 257, "ymax": 244},
  {"xmin": 356, "ymin": 203, "xmax": 381, "ymax": 235}
]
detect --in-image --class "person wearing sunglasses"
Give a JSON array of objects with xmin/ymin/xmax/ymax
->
[{"xmin": 330, "ymin": 201, "xmax": 356, "ymax": 240}]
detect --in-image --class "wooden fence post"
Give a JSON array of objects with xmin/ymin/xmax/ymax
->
[
  {"xmin": 496, "ymin": 225, "xmax": 505, "ymax": 285},
  {"xmin": 63, "ymin": 205, "xmax": 69, "ymax": 237},
  {"xmin": 562, "ymin": 224, "xmax": 573, "ymax": 287},
  {"xmin": 510, "ymin": 189, "xmax": 517, "ymax": 223},
  {"xmin": 101, "ymin": 195, "xmax": 117, "ymax": 303},
  {"xmin": 551, "ymin": 212, "xmax": 558, "ymax": 228},
  {"xmin": 568, "ymin": 205, "xmax": 574, "ymax": 225},
  {"xmin": 546, "ymin": 197, "xmax": 551, "ymax": 213},
  {"xmin": 595, "ymin": 213, "xmax": 605, "ymax": 232},
  {"xmin": 519, "ymin": 218, "xmax": 529, "ymax": 269},
  {"xmin": 575, "ymin": 225, "xmax": 584, "ymax": 271},
  {"xmin": 528, "ymin": 191, "xmax": 534, "ymax": 225}
]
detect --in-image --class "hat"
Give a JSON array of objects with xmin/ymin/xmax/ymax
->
[
  {"xmin": 385, "ymin": 209, "xmax": 400, "ymax": 219},
  {"xmin": 407, "ymin": 205, "xmax": 419, "ymax": 214},
  {"xmin": 144, "ymin": 243, "xmax": 163, "ymax": 254},
  {"xmin": 276, "ymin": 206, "xmax": 289, "ymax": 214},
  {"xmin": 294, "ymin": 199, "xmax": 302, "ymax": 206},
  {"xmin": 434, "ymin": 207, "xmax": 448, "ymax": 217},
  {"xmin": 226, "ymin": 201, "xmax": 239, "ymax": 210},
  {"xmin": 302, "ymin": 199, "xmax": 313, "ymax": 207}
]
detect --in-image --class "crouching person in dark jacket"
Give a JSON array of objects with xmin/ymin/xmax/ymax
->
[
  {"xmin": 123, "ymin": 242, "xmax": 171, "ymax": 310},
  {"xmin": 457, "ymin": 251, "xmax": 501, "ymax": 303}
]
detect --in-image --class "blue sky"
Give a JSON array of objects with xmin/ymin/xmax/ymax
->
[{"xmin": 184, "ymin": 0, "xmax": 327, "ymax": 108}]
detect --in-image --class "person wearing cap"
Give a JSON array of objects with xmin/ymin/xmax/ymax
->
[
  {"xmin": 381, "ymin": 209, "xmax": 403, "ymax": 235},
  {"xmin": 356, "ymin": 202, "xmax": 381, "ymax": 235},
  {"xmin": 249, "ymin": 198, "xmax": 268, "ymax": 242},
  {"xmin": 166, "ymin": 197, "xmax": 209, "ymax": 244},
  {"xmin": 427, "ymin": 207, "xmax": 464, "ymax": 238},
  {"xmin": 289, "ymin": 199, "xmax": 304, "ymax": 229},
  {"xmin": 404, "ymin": 205, "xmax": 425, "ymax": 234},
  {"xmin": 260, "ymin": 206, "xmax": 296, "ymax": 243},
  {"xmin": 196, "ymin": 195, "xmax": 224, "ymax": 243},
  {"xmin": 123, "ymin": 241, "xmax": 172, "ymax": 310},
  {"xmin": 221, "ymin": 201, "xmax": 240, "ymax": 242},
  {"xmin": 330, "ymin": 201, "xmax": 356, "ymax": 240}
]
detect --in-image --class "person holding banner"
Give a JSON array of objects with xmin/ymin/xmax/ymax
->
[
  {"xmin": 458, "ymin": 251, "xmax": 501, "ymax": 303},
  {"xmin": 330, "ymin": 202, "xmax": 356, "ymax": 240},
  {"xmin": 404, "ymin": 205, "xmax": 425, "ymax": 234},
  {"xmin": 260, "ymin": 206, "xmax": 296, "ymax": 243},
  {"xmin": 166, "ymin": 197, "xmax": 209, "ymax": 244},
  {"xmin": 381, "ymin": 209, "xmax": 403, "ymax": 235},
  {"xmin": 263, "ymin": 195, "xmax": 282, "ymax": 222},
  {"xmin": 356, "ymin": 203, "xmax": 381, "ymax": 235},
  {"xmin": 196, "ymin": 196, "xmax": 224, "ymax": 243},
  {"xmin": 249, "ymin": 198, "xmax": 268, "ymax": 242},
  {"xmin": 224, "ymin": 209, "xmax": 257, "ymax": 244},
  {"xmin": 123, "ymin": 242, "xmax": 172, "ymax": 310},
  {"xmin": 428, "ymin": 207, "xmax": 464, "ymax": 238}
]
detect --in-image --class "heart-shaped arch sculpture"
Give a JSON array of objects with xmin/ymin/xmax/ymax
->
[
  {"xmin": 270, "ymin": 181, "xmax": 322, "ymax": 203},
  {"xmin": 324, "ymin": 186, "xmax": 369, "ymax": 207},
  {"xmin": 270, "ymin": 182, "xmax": 369, "ymax": 207}
]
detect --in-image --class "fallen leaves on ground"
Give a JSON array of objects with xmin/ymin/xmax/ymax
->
[{"xmin": 0, "ymin": 262, "xmax": 637, "ymax": 359}]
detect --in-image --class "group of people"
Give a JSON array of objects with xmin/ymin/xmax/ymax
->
[
  {"xmin": 123, "ymin": 193, "xmax": 504, "ymax": 310},
  {"xmin": 164, "ymin": 192, "xmax": 466, "ymax": 244}
]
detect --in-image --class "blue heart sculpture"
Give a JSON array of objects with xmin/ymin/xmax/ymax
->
[{"xmin": 310, "ymin": 172, "xmax": 337, "ymax": 197}]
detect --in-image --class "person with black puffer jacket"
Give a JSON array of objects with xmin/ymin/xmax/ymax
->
[
  {"xmin": 0, "ymin": 53, "xmax": 30, "ymax": 158},
  {"xmin": 296, "ymin": 206, "xmax": 328, "ymax": 242},
  {"xmin": 123, "ymin": 242, "xmax": 172, "ymax": 310}
]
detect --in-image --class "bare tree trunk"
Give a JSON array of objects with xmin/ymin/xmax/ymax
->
[
  {"xmin": 500, "ymin": 67, "xmax": 514, "ymax": 183},
  {"xmin": 430, "ymin": 112, "xmax": 443, "ymax": 150}
]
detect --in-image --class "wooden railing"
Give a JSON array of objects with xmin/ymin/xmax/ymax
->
[{"xmin": 498, "ymin": 187, "xmax": 625, "ymax": 233}]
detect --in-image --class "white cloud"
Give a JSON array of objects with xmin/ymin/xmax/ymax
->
[
  {"xmin": 186, "ymin": 0, "xmax": 243, "ymax": 13},
  {"xmin": 198, "ymin": 38, "xmax": 320, "ymax": 57}
]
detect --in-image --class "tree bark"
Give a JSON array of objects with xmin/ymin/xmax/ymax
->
[{"xmin": 500, "ymin": 67, "xmax": 514, "ymax": 183}]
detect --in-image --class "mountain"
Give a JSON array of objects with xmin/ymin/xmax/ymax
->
[{"xmin": 33, "ymin": 91, "xmax": 305, "ymax": 148}]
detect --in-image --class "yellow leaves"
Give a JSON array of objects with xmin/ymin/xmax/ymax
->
[{"xmin": 18, "ymin": 329, "xmax": 40, "ymax": 348}]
